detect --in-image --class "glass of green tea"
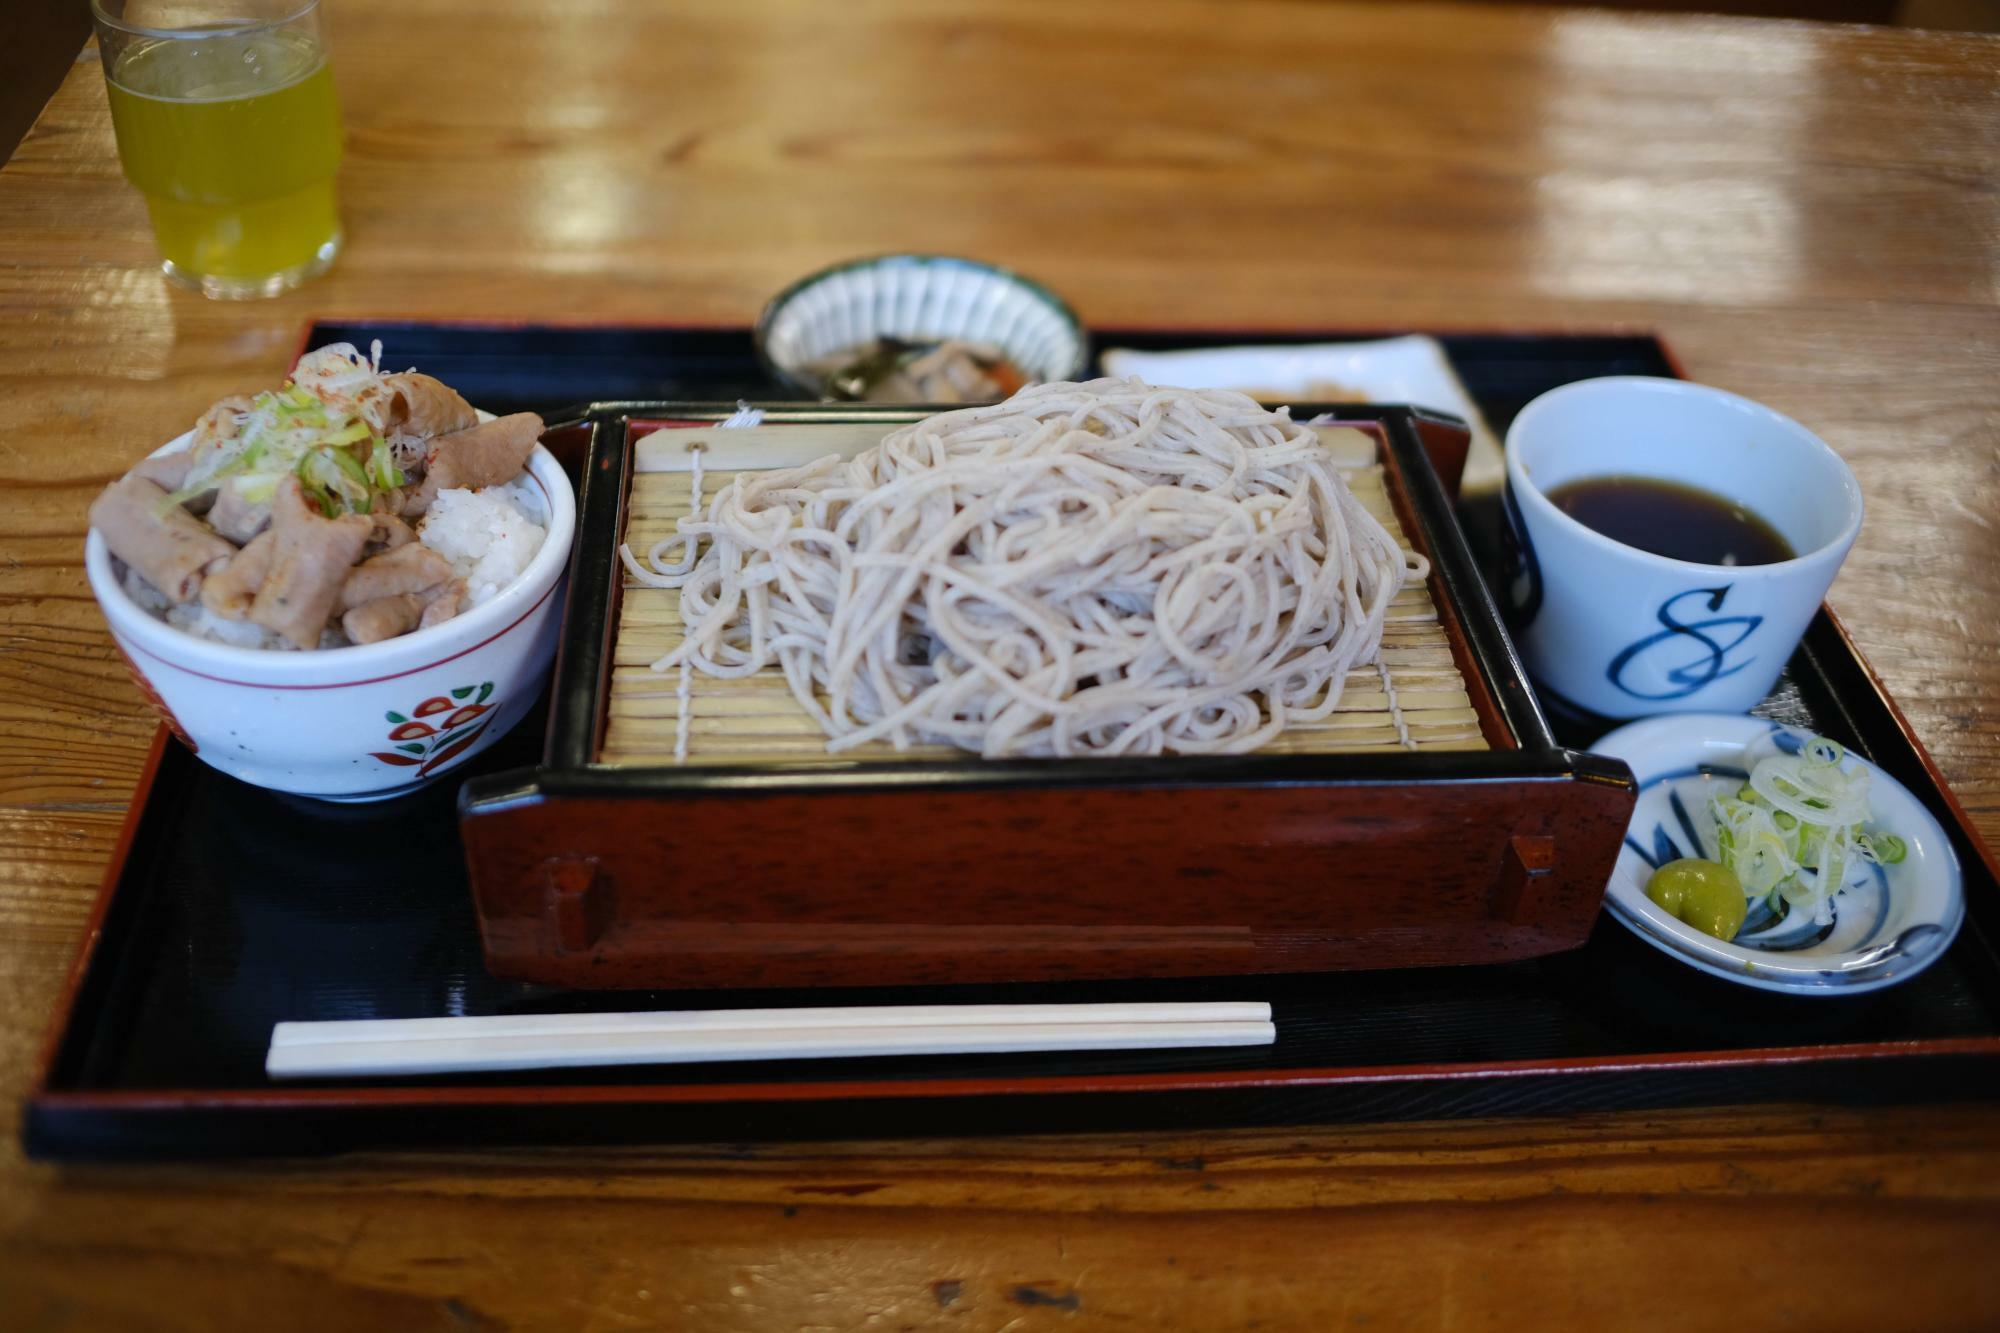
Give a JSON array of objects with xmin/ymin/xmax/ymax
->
[{"xmin": 92, "ymin": 0, "xmax": 343, "ymax": 299}]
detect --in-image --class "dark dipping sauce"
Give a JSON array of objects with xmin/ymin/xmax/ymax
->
[{"xmin": 1545, "ymin": 475, "xmax": 1796, "ymax": 566}]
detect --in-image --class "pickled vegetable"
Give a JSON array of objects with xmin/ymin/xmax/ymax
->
[{"xmin": 1645, "ymin": 857, "xmax": 1748, "ymax": 941}]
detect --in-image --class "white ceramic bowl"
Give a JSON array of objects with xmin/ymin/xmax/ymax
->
[
  {"xmin": 1595, "ymin": 714, "xmax": 1964, "ymax": 995},
  {"xmin": 86, "ymin": 432, "xmax": 574, "ymax": 802},
  {"xmin": 756, "ymin": 254, "xmax": 1089, "ymax": 397}
]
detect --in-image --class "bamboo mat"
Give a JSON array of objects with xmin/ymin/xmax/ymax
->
[{"xmin": 602, "ymin": 424, "xmax": 1488, "ymax": 767}]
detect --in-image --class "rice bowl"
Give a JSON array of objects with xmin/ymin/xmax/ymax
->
[{"xmin": 86, "ymin": 432, "xmax": 575, "ymax": 801}]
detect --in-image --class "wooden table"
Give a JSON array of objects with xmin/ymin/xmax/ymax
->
[{"xmin": 4, "ymin": 1, "xmax": 1998, "ymax": 1326}]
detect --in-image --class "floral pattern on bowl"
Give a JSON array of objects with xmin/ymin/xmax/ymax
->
[{"xmin": 372, "ymin": 682, "xmax": 498, "ymax": 775}]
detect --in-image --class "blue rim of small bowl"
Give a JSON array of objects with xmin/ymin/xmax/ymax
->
[{"xmin": 753, "ymin": 253, "xmax": 1089, "ymax": 397}]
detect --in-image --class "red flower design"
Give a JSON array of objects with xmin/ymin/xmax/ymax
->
[
  {"xmin": 443, "ymin": 703, "xmax": 489, "ymax": 729},
  {"xmin": 421, "ymin": 719, "xmax": 493, "ymax": 775},
  {"xmin": 374, "ymin": 681, "xmax": 498, "ymax": 776}
]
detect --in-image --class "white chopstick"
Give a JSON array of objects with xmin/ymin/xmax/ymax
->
[
  {"xmin": 265, "ymin": 1002, "xmax": 1274, "ymax": 1080},
  {"xmin": 271, "ymin": 1001, "xmax": 1271, "ymax": 1046}
]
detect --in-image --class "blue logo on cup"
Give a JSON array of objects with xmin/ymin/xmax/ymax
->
[{"xmin": 1606, "ymin": 585, "xmax": 1762, "ymax": 701}]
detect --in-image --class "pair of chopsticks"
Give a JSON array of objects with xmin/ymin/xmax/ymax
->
[{"xmin": 266, "ymin": 1001, "xmax": 1275, "ymax": 1080}]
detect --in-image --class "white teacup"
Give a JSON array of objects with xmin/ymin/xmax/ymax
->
[{"xmin": 1501, "ymin": 377, "xmax": 1862, "ymax": 719}]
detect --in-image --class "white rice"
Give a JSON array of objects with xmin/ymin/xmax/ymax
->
[
  {"xmin": 121, "ymin": 476, "xmax": 547, "ymax": 650},
  {"xmin": 418, "ymin": 477, "xmax": 548, "ymax": 610}
]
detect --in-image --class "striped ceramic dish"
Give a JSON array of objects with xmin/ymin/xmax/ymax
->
[
  {"xmin": 1595, "ymin": 714, "xmax": 1963, "ymax": 994},
  {"xmin": 756, "ymin": 255, "xmax": 1088, "ymax": 397}
]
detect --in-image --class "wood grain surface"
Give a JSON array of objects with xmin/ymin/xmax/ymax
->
[{"xmin": 2, "ymin": 1, "xmax": 1998, "ymax": 1327}]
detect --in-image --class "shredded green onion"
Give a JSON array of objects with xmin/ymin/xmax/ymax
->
[
  {"xmin": 169, "ymin": 349, "xmax": 401, "ymax": 517},
  {"xmin": 1706, "ymin": 734, "xmax": 1904, "ymax": 927}
]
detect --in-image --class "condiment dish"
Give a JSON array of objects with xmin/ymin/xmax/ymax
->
[
  {"xmin": 756, "ymin": 254, "xmax": 1087, "ymax": 398},
  {"xmin": 1595, "ymin": 713, "xmax": 1963, "ymax": 994}
]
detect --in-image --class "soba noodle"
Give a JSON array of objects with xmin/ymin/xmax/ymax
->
[{"xmin": 622, "ymin": 379, "xmax": 1428, "ymax": 758}]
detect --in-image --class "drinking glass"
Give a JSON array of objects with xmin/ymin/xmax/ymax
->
[{"xmin": 92, "ymin": 0, "xmax": 344, "ymax": 299}]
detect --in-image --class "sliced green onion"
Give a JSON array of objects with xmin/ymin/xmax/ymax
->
[
  {"xmin": 367, "ymin": 433, "xmax": 404, "ymax": 489},
  {"xmin": 1706, "ymin": 734, "xmax": 1906, "ymax": 927},
  {"xmin": 1861, "ymin": 833, "xmax": 1908, "ymax": 865},
  {"xmin": 236, "ymin": 474, "xmax": 280, "ymax": 505}
]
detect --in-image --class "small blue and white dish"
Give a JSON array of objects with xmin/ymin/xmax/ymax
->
[
  {"xmin": 756, "ymin": 254, "xmax": 1088, "ymax": 398},
  {"xmin": 1594, "ymin": 713, "xmax": 1964, "ymax": 995}
]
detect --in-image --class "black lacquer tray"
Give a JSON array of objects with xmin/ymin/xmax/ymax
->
[{"xmin": 25, "ymin": 324, "xmax": 2000, "ymax": 1159}]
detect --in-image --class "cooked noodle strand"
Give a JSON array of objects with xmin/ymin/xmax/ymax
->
[{"xmin": 627, "ymin": 380, "xmax": 1428, "ymax": 758}]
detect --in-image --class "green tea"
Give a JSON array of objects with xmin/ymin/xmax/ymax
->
[{"xmin": 106, "ymin": 29, "xmax": 342, "ymax": 287}]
